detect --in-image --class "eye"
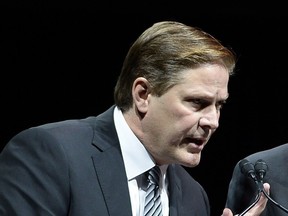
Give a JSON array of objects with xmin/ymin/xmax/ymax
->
[
  {"xmin": 216, "ymin": 100, "xmax": 227, "ymax": 110},
  {"xmin": 191, "ymin": 99, "xmax": 202, "ymax": 105},
  {"xmin": 189, "ymin": 99, "xmax": 227, "ymax": 111},
  {"xmin": 190, "ymin": 99, "xmax": 210, "ymax": 109}
]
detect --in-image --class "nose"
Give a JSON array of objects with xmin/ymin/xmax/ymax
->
[{"xmin": 199, "ymin": 107, "xmax": 220, "ymax": 129}]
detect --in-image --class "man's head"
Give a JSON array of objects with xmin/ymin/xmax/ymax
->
[{"xmin": 114, "ymin": 21, "xmax": 236, "ymax": 167}]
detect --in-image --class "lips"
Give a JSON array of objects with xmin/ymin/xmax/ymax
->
[
  {"xmin": 184, "ymin": 137, "xmax": 205, "ymax": 146},
  {"xmin": 191, "ymin": 138, "xmax": 204, "ymax": 146}
]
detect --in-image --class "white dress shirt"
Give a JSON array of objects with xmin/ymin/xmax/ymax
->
[{"xmin": 113, "ymin": 106, "xmax": 169, "ymax": 216}]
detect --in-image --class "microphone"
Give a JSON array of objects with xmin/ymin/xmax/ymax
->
[
  {"xmin": 254, "ymin": 159, "xmax": 288, "ymax": 214},
  {"xmin": 239, "ymin": 159, "xmax": 255, "ymax": 178},
  {"xmin": 238, "ymin": 158, "xmax": 288, "ymax": 215},
  {"xmin": 254, "ymin": 159, "xmax": 268, "ymax": 182},
  {"xmin": 238, "ymin": 159, "xmax": 262, "ymax": 216},
  {"xmin": 239, "ymin": 159, "xmax": 263, "ymax": 191}
]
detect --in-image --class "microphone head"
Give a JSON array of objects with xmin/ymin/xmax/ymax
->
[
  {"xmin": 254, "ymin": 159, "xmax": 268, "ymax": 180},
  {"xmin": 239, "ymin": 159, "xmax": 266, "ymax": 192},
  {"xmin": 239, "ymin": 159, "xmax": 256, "ymax": 178}
]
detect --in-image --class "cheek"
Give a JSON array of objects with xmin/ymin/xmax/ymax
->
[
  {"xmin": 150, "ymin": 95, "xmax": 199, "ymax": 129},
  {"xmin": 171, "ymin": 105, "xmax": 200, "ymax": 125},
  {"xmin": 169, "ymin": 114, "xmax": 200, "ymax": 137},
  {"xmin": 179, "ymin": 117, "xmax": 199, "ymax": 131}
]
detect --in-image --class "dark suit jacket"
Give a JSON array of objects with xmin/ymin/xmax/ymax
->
[
  {"xmin": 0, "ymin": 105, "xmax": 210, "ymax": 216},
  {"xmin": 225, "ymin": 143, "xmax": 288, "ymax": 216}
]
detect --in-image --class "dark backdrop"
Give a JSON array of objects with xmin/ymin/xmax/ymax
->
[{"xmin": 1, "ymin": 3, "xmax": 288, "ymax": 215}]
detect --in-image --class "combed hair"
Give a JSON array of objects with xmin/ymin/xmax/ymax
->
[{"xmin": 114, "ymin": 21, "xmax": 236, "ymax": 112}]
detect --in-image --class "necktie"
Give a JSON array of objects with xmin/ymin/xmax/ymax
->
[{"xmin": 144, "ymin": 166, "xmax": 163, "ymax": 216}]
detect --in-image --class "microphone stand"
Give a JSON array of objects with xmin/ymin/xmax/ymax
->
[{"xmin": 238, "ymin": 192, "xmax": 261, "ymax": 216}]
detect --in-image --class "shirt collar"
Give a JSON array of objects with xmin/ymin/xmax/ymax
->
[{"xmin": 113, "ymin": 106, "xmax": 155, "ymax": 180}]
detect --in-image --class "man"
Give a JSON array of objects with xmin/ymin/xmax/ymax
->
[{"xmin": 0, "ymin": 21, "xmax": 268, "ymax": 216}]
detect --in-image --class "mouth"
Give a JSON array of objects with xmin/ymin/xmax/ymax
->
[
  {"xmin": 184, "ymin": 137, "xmax": 205, "ymax": 146},
  {"xmin": 181, "ymin": 137, "xmax": 207, "ymax": 153}
]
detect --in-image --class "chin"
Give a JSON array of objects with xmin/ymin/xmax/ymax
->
[{"xmin": 182, "ymin": 158, "xmax": 200, "ymax": 168}]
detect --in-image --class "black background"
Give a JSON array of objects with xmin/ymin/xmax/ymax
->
[{"xmin": 1, "ymin": 2, "xmax": 288, "ymax": 215}]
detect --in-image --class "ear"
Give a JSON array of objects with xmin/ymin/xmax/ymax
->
[{"xmin": 132, "ymin": 77, "xmax": 151, "ymax": 114}]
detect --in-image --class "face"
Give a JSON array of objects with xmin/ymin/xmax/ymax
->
[{"xmin": 137, "ymin": 64, "xmax": 230, "ymax": 167}]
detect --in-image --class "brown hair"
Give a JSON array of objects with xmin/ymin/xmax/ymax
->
[{"xmin": 114, "ymin": 21, "xmax": 236, "ymax": 112}]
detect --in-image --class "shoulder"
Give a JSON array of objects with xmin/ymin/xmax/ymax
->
[
  {"xmin": 246, "ymin": 143, "xmax": 288, "ymax": 163},
  {"xmin": 14, "ymin": 117, "xmax": 96, "ymax": 141}
]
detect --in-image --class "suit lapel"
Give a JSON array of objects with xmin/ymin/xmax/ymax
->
[
  {"xmin": 90, "ymin": 106, "xmax": 133, "ymax": 216},
  {"xmin": 92, "ymin": 146, "xmax": 133, "ymax": 216},
  {"xmin": 167, "ymin": 165, "xmax": 181, "ymax": 216}
]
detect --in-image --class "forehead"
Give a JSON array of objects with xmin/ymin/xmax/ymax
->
[
  {"xmin": 179, "ymin": 64, "xmax": 229, "ymax": 85},
  {"xmin": 176, "ymin": 65, "xmax": 230, "ymax": 97}
]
